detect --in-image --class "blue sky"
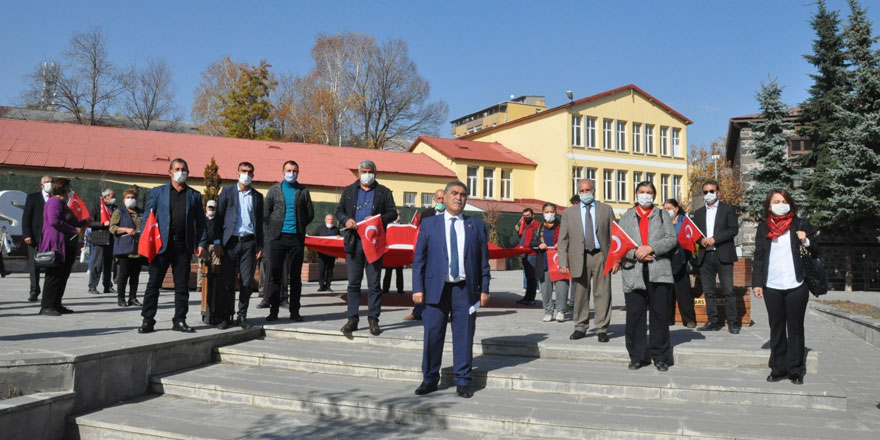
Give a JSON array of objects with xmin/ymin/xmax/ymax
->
[{"xmin": 1, "ymin": 0, "xmax": 877, "ymax": 149}]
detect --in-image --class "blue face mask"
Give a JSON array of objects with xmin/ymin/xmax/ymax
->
[
  {"xmin": 284, "ymin": 172, "xmax": 297, "ymax": 184},
  {"xmin": 579, "ymin": 193, "xmax": 594, "ymax": 205},
  {"xmin": 435, "ymin": 202, "xmax": 446, "ymax": 212}
]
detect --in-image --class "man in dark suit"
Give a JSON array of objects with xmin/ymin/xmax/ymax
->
[
  {"xmin": 139, "ymin": 158, "xmax": 207, "ymax": 334},
  {"xmin": 692, "ymin": 179, "xmax": 740, "ymax": 333},
  {"xmin": 412, "ymin": 181, "xmax": 490, "ymax": 398},
  {"xmin": 335, "ymin": 160, "xmax": 397, "ymax": 336},
  {"xmin": 404, "ymin": 188, "xmax": 445, "ymax": 321},
  {"xmin": 214, "ymin": 161, "xmax": 264, "ymax": 329},
  {"xmin": 263, "ymin": 160, "xmax": 315, "ymax": 322},
  {"xmin": 22, "ymin": 175, "xmax": 53, "ymax": 302},
  {"xmin": 88, "ymin": 189, "xmax": 117, "ymax": 295},
  {"xmin": 314, "ymin": 214, "xmax": 340, "ymax": 292}
]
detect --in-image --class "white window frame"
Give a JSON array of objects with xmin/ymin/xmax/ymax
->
[
  {"xmin": 483, "ymin": 167, "xmax": 495, "ymax": 199},
  {"xmin": 585, "ymin": 117, "xmax": 597, "ymax": 148},
  {"xmin": 632, "ymin": 123, "xmax": 642, "ymax": 153},
  {"xmin": 501, "ymin": 169, "xmax": 512, "ymax": 200},
  {"xmin": 646, "ymin": 172, "xmax": 655, "ymax": 186},
  {"xmin": 616, "ymin": 121, "xmax": 626, "ymax": 152},
  {"xmin": 467, "ymin": 166, "xmax": 478, "ymax": 197},
  {"xmin": 572, "ymin": 166, "xmax": 582, "ymax": 197},
  {"xmin": 571, "ymin": 115, "xmax": 582, "ymax": 147},
  {"xmin": 661, "ymin": 174, "xmax": 670, "ymax": 202},
  {"xmin": 660, "ymin": 127, "xmax": 669, "ymax": 156},
  {"xmin": 421, "ymin": 192, "xmax": 433, "ymax": 208},
  {"xmin": 404, "ymin": 192, "xmax": 416, "ymax": 208},
  {"xmin": 586, "ymin": 167, "xmax": 597, "ymax": 183},
  {"xmin": 617, "ymin": 170, "xmax": 627, "ymax": 202},
  {"xmin": 633, "ymin": 171, "xmax": 642, "ymax": 199},
  {"xmin": 672, "ymin": 128, "xmax": 682, "ymax": 157},
  {"xmin": 603, "ymin": 119, "xmax": 613, "ymax": 150},
  {"xmin": 645, "ymin": 124, "xmax": 654, "ymax": 155},
  {"xmin": 673, "ymin": 175, "xmax": 682, "ymax": 201},
  {"xmin": 604, "ymin": 169, "xmax": 614, "ymax": 201}
]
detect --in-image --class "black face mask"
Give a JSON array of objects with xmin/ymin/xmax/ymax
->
[{"xmin": 524, "ymin": 217, "xmax": 533, "ymax": 224}]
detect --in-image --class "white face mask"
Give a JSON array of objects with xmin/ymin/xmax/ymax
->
[
  {"xmin": 579, "ymin": 193, "xmax": 594, "ymax": 205},
  {"xmin": 124, "ymin": 198, "xmax": 137, "ymax": 209},
  {"xmin": 543, "ymin": 213, "xmax": 556, "ymax": 223},
  {"xmin": 325, "ymin": 223, "xmax": 334, "ymax": 228},
  {"xmin": 360, "ymin": 172, "xmax": 375, "ymax": 186},
  {"xmin": 107, "ymin": 197, "xmax": 116, "ymax": 205},
  {"xmin": 284, "ymin": 172, "xmax": 297, "ymax": 184},
  {"xmin": 666, "ymin": 209, "xmax": 676, "ymax": 218},
  {"xmin": 636, "ymin": 193, "xmax": 654, "ymax": 207},
  {"xmin": 42, "ymin": 182, "xmax": 52, "ymax": 193},
  {"xmin": 704, "ymin": 191, "xmax": 718, "ymax": 204},
  {"xmin": 206, "ymin": 211, "xmax": 215, "ymax": 219},
  {"xmin": 770, "ymin": 203, "xmax": 790, "ymax": 216},
  {"xmin": 172, "ymin": 171, "xmax": 188, "ymax": 184},
  {"xmin": 239, "ymin": 174, "xmax": 253, "ymax": 186}
]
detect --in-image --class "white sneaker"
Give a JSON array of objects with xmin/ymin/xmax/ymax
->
[
  {"xmin": 542, "ymin": 314, "xmax": 554, "ymax": 322},
  {"xmin": 555, "ymin": 311, "xmax": 566, "ymax": 322}
]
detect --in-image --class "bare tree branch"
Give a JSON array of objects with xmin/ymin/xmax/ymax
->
[
  {"xmin": 120, "ymin": 58, "xmax": 181, "ymax": 130},
  {"xmin": 63, "ymin": 25, "xmax": 121, "ymax": 125}
]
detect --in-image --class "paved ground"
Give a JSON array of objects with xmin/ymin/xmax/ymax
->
[{"xmin": 1, "ymin": 267, "xmax": 879, "ymax": 432}]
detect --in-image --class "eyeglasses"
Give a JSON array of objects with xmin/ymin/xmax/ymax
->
[{"xmin": 703, "ymin": 190, "xmax": 716, "ymax": 195}]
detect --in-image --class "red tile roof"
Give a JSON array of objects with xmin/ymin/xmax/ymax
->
[
  {"xmin": 461, "ymin": 84, "xmax": 693, "ymax": 140},
  {"xmin": 408, "ymin": 136, "xmax": 537, "ymax": 166},
  {"xmin": 0, "ymin": 119, "xmax": 455, "ymax": 187}
]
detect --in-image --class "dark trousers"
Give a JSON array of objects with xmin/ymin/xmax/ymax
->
[
  {"xmin": 670, "ymin": 266, "xmax": 696, "ymax": 325},
  {"xmin": 116, "ymin": 256, "xmax": 144, "ymax": 301},
  {"xmin": 521, "ymin": 255, "xmax": 538, "ymax": 301},
  {"xmin": 141, "ymin": 242, "xmax": 193, "ymax": 325},
  {"xmin": 764, "ymin": 283, "xmax": 809, "ymax": 378},
  {"xmin": 382, "ymin": 266, "xmax": 404, "ymax": 293},
  {"xmin": 699, "ymin": 252, "xmax": 737, "ymax": 325},
  {"xmin": 317, "ymin": 254, "xmax": 335, "ymax": 289},
  {"xmin": 411, "ymin": 303, "xmax": 426, "ymax": 319},
  {"xmin": 421, "ymin": 282, "xmax": 477, "ymax": 387},
  {"xmin": 268, "ymin": 234, "xmax": 304, "ymax": 315},
  {"xmin": 345, "ymin": 239, "xmax": 383, "ymax": 322},
  {"xmin": 221, "ymin": 237, "xmax": 257, "ymax": 320},
  {"xmin": 624, "ymin": 275, "xmax": 672, "ymax": 365},
  {"xmin": 27, "ymin": 245, "xmax": 42, "ymax": 295},
  {"xmin": 41, "ymin": 251, "xmax": 76, "ymax": 310},
  {"xmin": 88, "ymin": 244, "xmax": 114, "ymax": 291}
]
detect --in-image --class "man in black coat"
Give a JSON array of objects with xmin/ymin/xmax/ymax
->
[
  {"xmin": 88, "ymin": 189, "xmax": 117, "ymax": 295},
  {"xmin": 21, "ymin": 175, "xmax": 53, "ymax": 302},
  {"xmin": 335, "ymin": 160, "xmax": 397, "ymax": 336},
  {"xmin": 692, "ymin": 180, "xmax": 741, "ymax": 333},
  {"xmin": 314, "ymin": 214, "xmax": 340, "ymax": 292}
]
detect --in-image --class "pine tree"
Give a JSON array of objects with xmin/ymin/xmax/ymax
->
[
  {"xmin": 744, "ymin": 79, "xmax": 805, "ymax": 219},
  {"xmin": 220, "ymin": 60, "xmax": 277, "ymax": 140},
  {"xmin": 203, "ymin": 157, "xmax": 221, "ymax": 205}
]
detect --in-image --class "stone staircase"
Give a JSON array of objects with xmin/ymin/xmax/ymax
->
[{"xmin": 69, "ymin": 325, "xmax": 875, "ymax": 439}]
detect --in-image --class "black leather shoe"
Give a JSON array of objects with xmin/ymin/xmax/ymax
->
[
  {"xmin": 369, "ymin": 319, "xmax": 381, "ymax": 336},
  {"xmin": 290, "ymin": 313, "xmax": 304, "ymax": 322},
  {"xmin": 236, "ymin": 317, "xmax": 252, "ymax": 329},
  {"xmin": 172, "ymin": 321, "xmax": 196, "ymax": 333},
  {"xmin": 28, "ymin": 293, "xmax": 39, "ymax": 302},
  {"xmin": 138, "ymin": 322, "xmax": 155, "ymax": 333},
  {"xmin": 88, "ymin": 289, "xmax": 100, "ymax": 295},
  {"xmin": 697, "ymin": 322, "xmax": 723, "ymax": 331},
  {"xmin": 414, "ymin": 382, "xmax": 438, "ymax": 395},
  {"xmin": 597, "ymin": 333, "xmax": 610, "ymax": 343},
  {"xmin": 569, "ymin": 330, "xmax": 586, "ymax": 340},
  {"xmin": 256, "ymin": 301, "xmax": 269, "ymax": 309},
  {"xmin": 57, "ymin": 306, "xmax": 74, "ymax": 314},
  {"xmin": 456, "ymin": 386, "xmax": 474, "ymax": 398},
  {"xmin": 789, "ymin": 376, "xmax": 804, "ymax": 385},
  {"xmin": 118, "ymin": 299, "xmax": 127, "ymax": 307},
  {"xmin": 516, "ymin": 299, "xmax": 536, "ymax": 305},
  {"xmin": 104, "ymin": 287, "xmax": 116, "ymax": 294},
  {"xmin": 766, "ymin": 374, "xmax": 786, "ymax": 383},
  {"xmin": 728, "ymin": 326, "xmax": 740, "ymax": 334},
  {"xmin": 39, "ymin": 307, "xmax": 61, "ymax": 316},
  {"xmin": 217, "ymin": 320, "xmax": 232, "ymax": 330},
  {"xmin": 128, "ymin": 298, "xmax": 142, "ymax": 306},
  {"xmin": 266, "ymin": 310, "xmax": 279, "ymax": 322},
  {"xmin": 341, "ymin": 319, "xmax": 358, "ymax": 335},
  {"xmin": 655, "ymin": 362, "xmax": 669, "ymax": 372},
  {"xmin": 628, "ymin": 362, "xmax": 642, "ymax": 370}
]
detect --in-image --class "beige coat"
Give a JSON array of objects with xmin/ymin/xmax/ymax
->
[{"xmin": 557, "ymin": 200, "xmax": 614, "ymax": 278}]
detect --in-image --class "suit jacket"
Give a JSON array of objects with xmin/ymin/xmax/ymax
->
[
  {"xmin": 314, "ymin": 224, "xmax": 340, "ymax": 237},
  {"xmin": 264, "ymin": 181, "xmax": 314, "ymax": 242},
  {"xmin": 335, "ymin": 180, "xmax": 397, "ymax": 253},
  {"xmin": 412, "ymin": 213, "xmax": 491, "ymax": 305},
  {"xmin": 216, "ymin": 184, "xmax": 265, "ymax": 249},
  {"xmin": 143, "ymin": 183, "xmax": 207, "ymax": 255},
  {"xmin": 22, "ymin": 191, "xmax": 47, "ymax": 244},
  {"xmin": 751, "ymin": 217, "xmax": 816, "ymax": 288},
  {"xmin": 557, "ymin": 200, "xmax": 614, "ymax": 279},
  {"xmin": 693, "ymin": 202, "xmax": 739, "ymax": 265}
]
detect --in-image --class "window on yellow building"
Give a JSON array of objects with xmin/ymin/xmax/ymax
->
[
  {"xmin": 673, "ymin": 175, "xmax": 682, "ymax": 201},
  {"xmin": 660, "ymin": 127, "xmax": 669, "ymax": 156},
  {"xmin": 645, "ymin": 124, "xmax": 654, "ymax": 154},
  {"xmin": 467, "ymin": 167, "xmax": 478, "ymax": 197},
  {"xmin": 571, "ymin": 115, "xmax": 582, "ymax": 147},
  {"xmin": 586, "ymin": 167, "xmax": 597, "ymax": 187},
  {"xmin": 633, "ymin": 171, "xmax": 642, "ymax": 196},
  {"xmin": 404, "ymin": 192, "xmax": 416, "ymax": 207},
  {"xmin": 672, "ymin": 128, "xmax": 682, "ymax": 157},
  {"xmin": 585, "ymin": 117, "xmax": 597, "ymax": 148},
  {"xmin": 604, "ymin": 169, "xmax": 614, "ymax": 201},
  {"xmin": 661, "ymin": 175, "xmax": 670, "ymax": 202},
  {"xmin": 572, "ymin": 167, "xmax": 582, "ymax": 196},
  {"xmin": 483, "ymin": 168, "xmax": 494, "ymax": 199},
  {"xmin": 633, "ymin": 123, "xmax": 642, "ymax": 153},
  {"xmin": 617, "ymin": 170, "xmax": 627, "ymax": 202},
  {"xmin": 501, "ymin": 169, "xmax": 512, "ymax": 200},
  {"xmin": 646, "ymin": 172, "xmax": 655, "ymax": 186},
  {"xmin": 616, "ymin": 121, "xmax": 626, "ymax": 152},
  {"xmin": 603, "ymin": 119, "xmax": 613, "ymax": 150},
  {"xmin": 421, "ymin": 193, "xmax": 433, "ymax": 208}
]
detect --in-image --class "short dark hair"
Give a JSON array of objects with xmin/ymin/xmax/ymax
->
[
  {"xmin": 282, "ymin": 160, "xmax": 299, "ymax": 170},
  {"xmin": 570, "ymin": 194, "xmax": 580, "ymax": 204},
  {"xmin": 763, "ymin": 189, "xmax": 797, "ymax": 218},
  {"xmin": 51, "ymin": 178, "xmax": 71, "ymax": 196},
  {"xmin": 444, "ymin": 180, "xmax": 468, "ymax": 194},
  {"xmin": 238, "ymin": 161, "xmax": 255, "ymax": 172},
  {"xmin": 123, "ymin": 188, "xmax": 138, "ymax": 198},
  {"xmin": 170, "ymin": 158, "xmax": 188, "ymax": 170},
  {"xmin": 635, "ymin": 181, "xmax": 656, "ymax": 195},
  {"xmin": 664, "ymin": 198, "xmax": 680, "ymax": 209},
  {"xmin": 702, "ymin": 179, "xmax": 720, "ymax": 191},
  {"xmin": 542, "ymin": 203, "xmax": 557, "ymax": 212},
  {"xmin": 522, "ymin": 208, "xmax": 534, "ymax": 215}
]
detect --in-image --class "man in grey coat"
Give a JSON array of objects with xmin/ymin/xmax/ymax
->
[{"xmin": 557, "ymin": 179, "xmax": 614, "ymax": 342}]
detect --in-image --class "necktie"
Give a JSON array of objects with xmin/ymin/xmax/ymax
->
[
  {"xmin": 583, "ymin": 204, "xmax": 595, "ymax": 251},
  {"xmin": 450, "ymin": 218, "xmax": 459, "ymax": 279}
]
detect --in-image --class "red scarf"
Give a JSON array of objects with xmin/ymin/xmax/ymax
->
[
  {"xmin": 635, "ymin": 205, "xmax": 653, "ymax": 245},
  {"xmin": 766, "ymin": 212, "xmax": 794, "ymax": 240}
]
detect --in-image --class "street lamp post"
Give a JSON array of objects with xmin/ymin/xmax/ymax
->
[{"xmin": 711, "ymin": 154, "xmax": 721, "ymax": 180}]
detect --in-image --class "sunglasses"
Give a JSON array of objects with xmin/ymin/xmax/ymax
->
[{"xmin": 703, "ymin": 190, "xmax": 716, "ymax": 195}]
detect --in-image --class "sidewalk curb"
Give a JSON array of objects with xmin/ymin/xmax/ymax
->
[{"xmin": 811, "ymin": 303, "xmax": 880, "ymax": 349}]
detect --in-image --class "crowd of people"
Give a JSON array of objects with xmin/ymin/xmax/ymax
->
[{"xmin": 17, "ymin": 161, "xmax": 816, "ymax": 393}]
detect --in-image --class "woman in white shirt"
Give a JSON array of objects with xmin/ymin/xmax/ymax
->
[{"xmin": 751, "ymin": 189, "xmax": 815, "ymax": 385}]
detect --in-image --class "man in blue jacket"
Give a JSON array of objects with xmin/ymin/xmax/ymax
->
[
  {"xmin": 139, "ymin": 158, "xmax": 207, "ymax": 334},
  {"xmin": 412, "ymin": 181, "xmax": 490, "ymax": 399}
]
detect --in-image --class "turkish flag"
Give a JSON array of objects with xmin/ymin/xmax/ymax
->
[
  {"xmin": 99, "ymin": 200, "xmax": 112, "ymax": 224},
  {"xmin": 546, "ymin": 248, "xmax": 571, "ymax": 281},
  {"xmin": 67, "ymin": 193, "xmax": 91, "ymax": 228},
  {"xmin": 138, "ymin": 211, "xmax": 163, "ymax": 263},
  {"xmin": 411, "ymin": 210, "xmax": 421, "ymax": 227},
  {"xmin": 603, "ymin": 221, "xmax": 638, "ymax": 276},
  {"xmin": 356, "ymin": 215, "xmax": 388, "ymax": 263},
  {"xmin": 677, "ymin": 215, "xmax": 704, "ymax": 253}
]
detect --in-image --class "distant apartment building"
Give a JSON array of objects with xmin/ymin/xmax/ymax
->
[{"xmin": 450, "ymin": 96, "xmax": 546, "ymax": 137}]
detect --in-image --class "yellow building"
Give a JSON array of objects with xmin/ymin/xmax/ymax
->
[
  {"xmin": 460, "ymin": 84, "xmax": 692, "ymax": 215},
  {"xmin": 450, "ymin": 96, "xmax": 546, "ymax": 138}
]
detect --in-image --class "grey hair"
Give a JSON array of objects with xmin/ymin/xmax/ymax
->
[
  {"xmin": 358, "ymin": 160, "xmax": 377, "ymax": 172},
  {"xmin": 577, "ymin": 179, "xmax": 595, "ymax": 188},
  {"xmin": 41, "ymin": 175, "xmax": 53, "ymax": 183},
  {"xmin": 445, "ymin": 180, "xmax": 469, "ymax": 194},
  {"xmin": 101, "ymin": 188, "xmax": 114, "ymax": 197}
]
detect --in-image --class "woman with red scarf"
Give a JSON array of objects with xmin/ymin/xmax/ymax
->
[{"xmin": 751, "ymin": 189, "xmax": 815, "ymax": 385}]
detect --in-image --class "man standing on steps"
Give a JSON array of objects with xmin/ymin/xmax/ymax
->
[
  {"xmin": 335, "ymin": 160, "xmax": 397, "ymax": 337},
  {"xmin": 557, "ymin": 178, "xmax": 614, "ymax": 343},
  {"xmin": 412, "ymin": 181, "xmax": 490, "ymax": 399},
  {"xmin": 403, "ymin": 188, "xmax": 445, "ymax": 321}
]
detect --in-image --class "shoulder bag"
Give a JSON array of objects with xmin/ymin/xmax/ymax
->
[
  {"xmin": 798, "ymin": 219, "xmax": 828, "ymax": 297},
  {"xmin": 34, "ymin": 250, "xmax": 62, "ymax": 269}
]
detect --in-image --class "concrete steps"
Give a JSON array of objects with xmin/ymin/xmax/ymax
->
[
  {"xmin": 216, "ymin": 338, "xmax": 844, "ymax": 411},
  {"xmin": 263, "ymin": 325, "xmax": 820, "ymax": 373}
]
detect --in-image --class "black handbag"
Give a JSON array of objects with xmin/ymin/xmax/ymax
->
[
  {"xmin": 799, "ymin": 243, "xmax": 828, "ymax": 297},
  {"xmin": 34, "ymin": 250, "xmax": 62, "ymax": 269},
  {"xmin": 90, "ymin": 229, "xmax": 112, "ymax": 246}
]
